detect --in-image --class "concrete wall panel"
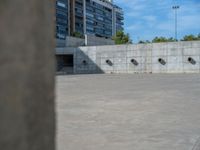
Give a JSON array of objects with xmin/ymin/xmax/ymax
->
[
  {"xmin": 183, "ymin": 48, "xmax": 200, "ymax": 55},
  {"xmin": 85, "ymin": 35, "xmax": 115, "ymax": 46},
  {"xmin": 183, "ymin": 56, "xmax": 200, "ymax": 73}
]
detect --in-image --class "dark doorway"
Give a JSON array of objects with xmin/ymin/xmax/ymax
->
[{"xmin": 56, "ymin": 54, "xmax": 74, "ymax": 73}]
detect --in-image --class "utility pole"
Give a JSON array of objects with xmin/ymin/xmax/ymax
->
[{"xmin": 172, "ymin": 5, "xmax": 180, "ymax": 41}]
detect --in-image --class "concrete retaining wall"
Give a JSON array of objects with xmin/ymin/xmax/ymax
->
[
  {"xmin": 65, "ymin": 36, "xmax": 85, "ymax": 47},
  {"xmin": 85, "ymin": 34, "xmax": 115, "ymax": 46},
  {"xmin": 56, "ymin": 39, "xmax": 66, "ymax": 47},
  {"xmin": 73, "ymin": 41, "xmax": 200, "ymax": 74},
  {"xmin": 56, "ymin": 35, "xmax": 115, "ymax": 48}
]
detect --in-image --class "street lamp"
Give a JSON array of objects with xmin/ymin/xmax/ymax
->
[{"xmin": 172, "ymin": 5, "xmax": 180, "ymax": 41}]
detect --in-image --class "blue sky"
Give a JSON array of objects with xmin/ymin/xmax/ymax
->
[{"xmin": 114, "ymin": 0, "xmax": 200, "ymax": 43}]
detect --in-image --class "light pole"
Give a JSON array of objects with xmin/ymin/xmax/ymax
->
[{"xmin": 172, "ymin": 5, "xmax": 180, "ymax": 41}]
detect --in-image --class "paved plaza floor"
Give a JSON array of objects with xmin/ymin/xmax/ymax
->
[{"xmin": 56, "ymin": 74, "xmax": 200, "ymax": 150}]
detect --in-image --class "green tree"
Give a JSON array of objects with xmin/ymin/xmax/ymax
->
[
  {"xmin": 181, "ymin": 34, "xmax": 195, "ymax": 41},
  {"xmin": 113, "ymin": 31, "xmax": 132, "ymax": 45},
  {"xmin": 167, "ymin": 37, "xmax": 176, "ymax": 42},
  {"xmin": 152, "ymin": 36, "xmax": 176, "ymax": 43},
  {"xmin": 152, "ymin": 37, "xmax": 167, "ymax": 43},
  {"xmin": 181, "ymin": 34, "xmax": 199, "ymax": 41},
  {"xmin": 72, "ymin": 32, "xmax": 84, "ymax": 39},
  {"xmin": 138, "ymin": 40, "xmax": 150, "ymax": 44}
]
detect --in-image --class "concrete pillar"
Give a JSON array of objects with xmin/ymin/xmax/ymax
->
[
  {"xmin": 83, "ymin": 0, "xmax": 86, "ymax": 35},
  {"xmin": 70, "ymin": 0, "xmax": 76, "ymax": 35},
  {"xmin": 112, "ymin": 7, "xmax": 116, "ymax": 36},
  {"xmin": 68, "ymin": 0, "xmax": 71, "ymax": 36},
  {"xmin": 0, "ymin": 0, "xmax": 55, "ymax": 150}
]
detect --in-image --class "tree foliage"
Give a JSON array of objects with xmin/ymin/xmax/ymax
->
[
  {"xmin": 72, "ymin": 32, "xmax": 84, "ymax": 39},
  {"xmin": 138, "ymin": 40, "xmax": 151, "ymax": 44},
  {"xmin": 152, "ymin": 37, "xmax": 176, "ymax": 43},
  {"xmin": 137, "ymin": 33, "xmax": 200, "ymax": 44},
  {"xmin": 113, "ymin": 31, "xmax": 132, "ymax": 45},
  {"xmin": 181, "ymin": 34, "xmax": 200, "ymax": 41}
]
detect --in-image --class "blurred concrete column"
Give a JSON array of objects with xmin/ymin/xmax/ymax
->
[{"xmin": 0, "ymin": 0, "xmax": 55, "ymax": 150}]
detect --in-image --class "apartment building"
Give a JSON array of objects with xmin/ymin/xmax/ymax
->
[
  {"xmin": 56, "ymin": 0, "xmax": 70, "ymax": 39},
  {"xmin": 56, "ymin": 0, "xmax": 124, "ymax": 39}
]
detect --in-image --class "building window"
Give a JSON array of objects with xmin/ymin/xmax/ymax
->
[{"xmin": 57, "ymin": 1, "xmax": 66, "ymax": 8}]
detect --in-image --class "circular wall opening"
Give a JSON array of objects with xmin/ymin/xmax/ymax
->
[
  {"xmin": 188, "ymin": 57, "xmax": 196, "ymax": 65},
  {"xmin": 82, "ymin": 60, "xmax": 87, "ymax": 65},
  {"xmin": 158, "ymin": 58, "xmax": 166, "ymax": 65},
  {"xmin": 106, "ymin": 59, "xmax": 113, "ymax": 66},
  {"xmin": 131, "ymin": 59, "xmax": 138, "ymax": 66}
]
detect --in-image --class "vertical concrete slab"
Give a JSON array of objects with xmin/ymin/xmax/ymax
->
[
  {"xmin": 113, "ymin": 50, "xmax": 127, "ymax": 73},
  {"xmin": 167, "ymin": 42, "xmax": 183, "ymax": 73},
  {"xmin": 140, "ymin": 44, "xmax": 152, "ymax": 73},
  {"xmin": 183, "ymin": 56, "xmax": 200, "ymax": 73},
  {"xmin": 152, "ymin": 43, "xmax": 168, "ymax": 73},
  {"xmin": 127, "ymin": 45, "xmax": 142, "ymax": 73},
  {"xmin": 0, "ymin": 1, "xmax": 55, "ymax": 150},
  {"xmin": 183, "ymin": 42, "xmax": 200, "ymax": 73}
]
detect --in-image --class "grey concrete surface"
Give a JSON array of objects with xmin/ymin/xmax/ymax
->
[
  {"xmin": 56, "ymin": 74, "xmax": 200, "ymax": 150},
  {"xmin": 65, "ymin": 36, "xmax": 85, "ymax": 47},
  {"xmin": 0, "ymin": 0, "xmax": 55, "ymax": 150},
  {"xmin": 85, "ymin": 34, "xmax": 115, "ymax": 46},
  {"xmin": 56, "ymin": 35, "xmax": 114, "ymax": 48}
]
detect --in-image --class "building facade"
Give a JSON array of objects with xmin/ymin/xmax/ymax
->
[
  {"xmin": 56, "ymin": 0, "xmax": 70, "ymax": 39},
  {"xmin": 56, "ymin": 0, "xmax": 124, "ymax": 39}
]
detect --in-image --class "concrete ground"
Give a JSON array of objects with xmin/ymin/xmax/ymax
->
[{"xmin": 56, "ymin": 74, "xmax": 200, "ymax": 150}]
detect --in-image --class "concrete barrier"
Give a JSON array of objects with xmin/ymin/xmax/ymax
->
[
  {"xmin": 85, "ymin": 34, "xmax": 115, "ymax": 46},
  {"xmin": 65, "ymin": 36, "xmax": 85, "ymax": 47},
  {"xmin": 56, "ymin": 34, "xmax": 115, "ymax": 48},
  {"xmin": 71, "ymin": 41, "xmax": 200, "ymax": 74}
]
